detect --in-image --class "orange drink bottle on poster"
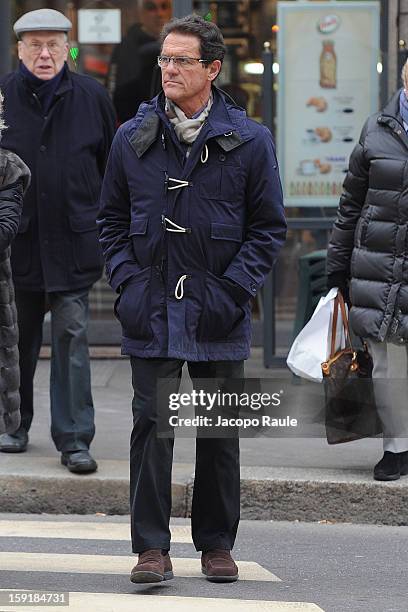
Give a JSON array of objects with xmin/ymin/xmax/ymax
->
[{"xmin": 320, "ymin": 40, "xmax": 337, "ymax": 89}]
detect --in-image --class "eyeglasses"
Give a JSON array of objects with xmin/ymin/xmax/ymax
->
[
  {"xmin": 21, "ymin": 40, "xmax": 66, "ymax": 56},
  {"xmin": 143, "ymin": 1, "xmax": 170, "ymax": 11},
  {"xmin": 157, "ymin": 56, "xmax": 208, "ymax": 69}
]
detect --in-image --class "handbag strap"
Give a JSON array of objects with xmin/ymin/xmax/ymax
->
[{"xmin": 330, "ymin": 291, "xmax": 354, "ymax": 359}]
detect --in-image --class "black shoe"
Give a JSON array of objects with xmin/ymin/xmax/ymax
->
[
  {"xmin": 374, "ymin": 451, "xmax": 408, "ymax": 481},
  {"xmin": 0, "ymin": 430, "xmax": 28, "ymax": 453},
  {"xmin": 61, "ymin": 450, "xmax": 97, "ymax": 474}
]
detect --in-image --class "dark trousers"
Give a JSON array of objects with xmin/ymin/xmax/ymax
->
[
  {"xmin": 15, "ymin": 288, "xmax": 95, "ymax": 452},
  {"xmin": 129, "ymin": 357, "xmax": 244, "ymax": 553}
]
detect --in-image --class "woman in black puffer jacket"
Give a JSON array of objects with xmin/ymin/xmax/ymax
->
[
  {"xmin": 0, "ymin": 90, "xmax": 30, "ymax": 435},
  {"xmin": 327, "ymin": 61, "xmax": 408, "ymax": 482}
]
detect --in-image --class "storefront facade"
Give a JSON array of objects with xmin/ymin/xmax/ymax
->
[{"xmin": 0, "ymin": 0, "xmax": 401, "ymax": 354}]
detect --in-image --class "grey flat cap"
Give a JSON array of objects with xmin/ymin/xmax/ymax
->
[{"xmin": 14, "ymin": 9, "xmax": 72, "ymax": 37}]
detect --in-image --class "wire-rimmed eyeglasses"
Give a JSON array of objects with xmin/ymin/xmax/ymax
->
[
  {"xmin": 157, "ymin": 55, "xmax": 209, "ymax": 69},
  {"xmin": 21, "ymin": 40, "xmax": 66, "ymax": 56}
]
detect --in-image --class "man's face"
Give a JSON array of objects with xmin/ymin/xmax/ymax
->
[
  {"xmin": 141, "ymin": 0, "xmax": 172, "ymax": 38},
  {"xmin": 160, "ymin": 33, "xmax": 220, "ymax": 113},
  {"xmin": 18, "ymin": 31, "xmax": 69, "ymax": 80}
]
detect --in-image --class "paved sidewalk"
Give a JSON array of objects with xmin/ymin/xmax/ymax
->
[{"xmin": 1, "ymin": 348, "xmax": 407, "ymax": 525}]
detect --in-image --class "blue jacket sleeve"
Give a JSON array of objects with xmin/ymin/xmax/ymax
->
[
  {"xmin": 222, "ymin": 126, "xmax": 287, "ymax": 300},
  {"xmin": 97, "ymin": 129, "xmax": 139, "ymax": 292}
]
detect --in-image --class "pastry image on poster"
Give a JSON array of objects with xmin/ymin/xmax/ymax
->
[
  {"xmin": 320, "ymin": 40, "xmax": 337, "ymax": 88},
  {"xmin": 315, "ymin": 127, "xmax": 332, "ymax": 142},
  {"xmin": 297, "ymin": 159, "xmax": 332, "ymax": 176},
  {"xmin": 303, "ymin": 127, "xmax": 332, "ymax": 144},
  {"xmin": 306, "ymin": 96, "xmax": 328, "ymax": 112}
]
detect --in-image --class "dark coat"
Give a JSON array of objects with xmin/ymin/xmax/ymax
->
[
  {"xmin": 108, "ymin": 24, "xmax": 161, "ymax": 123},
  {"xmin": 327, "ymin": 90, "xmax": 408, "ymax": 343},
  {"xmin": 0, "ymin": 148, "xmax": 30, "ymax": 434},
  {"xmin": 0, "ymin": 64, "xmax": 116, "ymax": 292},
  {"xmin": 98, "ymin": 88, "xmax": 286, "ymax": 361}
]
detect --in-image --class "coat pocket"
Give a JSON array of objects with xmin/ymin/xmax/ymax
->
[
  {"xmin": 354, "ymin": 206, "xmax": 373, "ymax": 249},
  {"xmin": 211, "ymin": 223, "xmax": 243, "ymax": 242},
  {"xmin": 129, "ymin": 217, "xmax": 149, "ymax": 267},
  {"xmin": 69, "ymin": 214, "xmax": 103, "ymax": 273},
  {"xmin": 115, "ymin": 266, "xmax": 152, "ymax": 341},
  {"xmin": 199, "ymin": 165, "xmax": 243, "ymax": 201},
  {"xmin": 197, "ymin": 270, "xmax": 245, "ymax": 341},
  {"xmin": 207, "ymin": 222, "xmax": 243, "ymax": 272}
]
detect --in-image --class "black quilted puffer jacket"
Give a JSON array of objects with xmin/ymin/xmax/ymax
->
[
  {"xmin": 327, "ymin": 89, "xmax": 408, "ymax": 344},
  {"xmin": 0, "ymin": 148, "xmax": 30, "ymax": 434}
]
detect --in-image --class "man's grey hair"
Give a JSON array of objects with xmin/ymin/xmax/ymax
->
[
  {"xmin": 160, "ymin": 14, "xmax": 226, "ymax": 64},
  {"xmin": 0, "ymin": 90, "xmax": 6, "ymax": 137}
]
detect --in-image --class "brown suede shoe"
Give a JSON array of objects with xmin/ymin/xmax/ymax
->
[
  {"xmin": 130, "ymin": 549, "xmax": 173, "ymax": 583},
  {"xmin": 201, "ymin": 549, "xmax": 239, "ymax": 582}
]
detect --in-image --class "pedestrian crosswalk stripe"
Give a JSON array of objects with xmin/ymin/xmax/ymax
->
[
  {"xmin": 0, "ymin": 591, "xmax": 325, "ymax": 611},
  {"xmin": 0, "ymin": 552, "xmax": 280, "ymax": 582},
  {"xmin": 0, "ymin": 520, "xmax": 192, "ymax": 543}
]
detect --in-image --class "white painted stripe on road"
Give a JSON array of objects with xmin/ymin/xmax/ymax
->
[
  {"xmin": 0, "ymin": 521, "xmax": 192, "ymax": 543},
  {"xmin": 0, "ymin": 552, "xmax": 280, "ymax": 582},
  {"xmin": 0, "ymin": 590, "xmax": 325, "ymax": 611}
]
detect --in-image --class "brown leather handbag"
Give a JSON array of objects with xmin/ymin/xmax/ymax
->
[{"xmin": 321, "ymin": 292, "xmax": 381, "ymax": 444}]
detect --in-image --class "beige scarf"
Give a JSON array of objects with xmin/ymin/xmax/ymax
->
[{"xmin": 165, "ymin": 94, "xmax": 213, "ymax": 152}]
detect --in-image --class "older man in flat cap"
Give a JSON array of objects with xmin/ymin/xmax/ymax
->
[{"xmin": 0, "ymin": 9, "xmax": 116, "ymax": 472}]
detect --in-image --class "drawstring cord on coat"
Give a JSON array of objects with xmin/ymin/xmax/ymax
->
[
  {"xmin": 200, "ymin": 143, "xmax": 209, "ymax": 164},
  {"xmin": 167, "ymin": 177, "xmax": 190, "ymax": 190},
  {"xmin": 174, "ymin": 274, "xmax": 190, "ymax": 300},
  {"xmin": 162, "ymin": 217, "xmax": 191, "ymax": 233}
]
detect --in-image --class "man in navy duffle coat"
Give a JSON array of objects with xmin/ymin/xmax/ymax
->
[
  {"xmin": 98, "ymin": 15, "xmax": 286, "ymax": 583},
  {"xmin": 0, "ymin": 9, "xmax": 116, "ymax": 473}
]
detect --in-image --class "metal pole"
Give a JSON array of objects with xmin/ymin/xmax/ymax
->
[
  {"xmin": 0, "ymin": 1, "xmax": 12, "ymax": 77},
  {"xmin": 262, "ymin": 42, "xmax": 273, "ymax": 132},
  {"xmin": 261, "ymin": 42, "xmax": 276, "ymax": 368},
  {"xmin": 172, "ymin": 0, "xmax": 193, "ymax": 18},
  {"xmin": 380, "ymin": 0, "xmax": 389, "ymax": 106}
]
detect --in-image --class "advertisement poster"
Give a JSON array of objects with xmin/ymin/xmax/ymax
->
[{"xmin": 277, "ymin": 1, "xmax": 380, "ymax": 207}]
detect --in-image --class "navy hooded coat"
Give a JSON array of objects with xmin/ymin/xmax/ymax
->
[{"xmin": 97, "ymin": 88, "xmax": 286, "ymax": 360}]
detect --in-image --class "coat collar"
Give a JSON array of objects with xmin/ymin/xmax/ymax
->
[
  {"xmin": 381, "ymin": 89, "xmax": 402, "ymax": 119},
  {"xmin": 17, "ymin": 62, "xmax": 73, "ymax": 98},
  {"xmin": 127, "ymin": 86, "xmax": 253, "ymax": 158},
  {"xmin": 128, "ymin": 109, "xmax": 161, "ymax": 158},
  {"xmin": 54, "ymin": 64, "xmax": 73, "ymax": 96},
  {"xmin": 377, "ymin": 89, "xmax": 408, "ymax": 151}
]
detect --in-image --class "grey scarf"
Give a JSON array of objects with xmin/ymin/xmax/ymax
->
[{"xmin": 165, "ymin": 94, "xmax": 213, "ymax": 147}]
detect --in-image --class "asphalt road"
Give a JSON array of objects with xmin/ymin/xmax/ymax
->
[{"xmin": 0, "ymin": 514, "xmax": 406, "ymax": 612}]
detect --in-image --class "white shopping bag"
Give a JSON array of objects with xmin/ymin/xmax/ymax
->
[{"xmin": 286, "ymin": 288, "xmax": 346, "ymax": 382}]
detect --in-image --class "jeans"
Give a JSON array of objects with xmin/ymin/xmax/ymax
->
[
  {"xmin": 15, "ymin": 287, "xmax": 95, "ymax": 452},
  {"xmin": 129, "ymin": 357, "xmax": 244, "ymax": 553}
]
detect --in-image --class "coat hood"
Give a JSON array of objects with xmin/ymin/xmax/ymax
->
[{"xmin": 122, "ymin": 86, "xmax": 253, "ymax": 159}]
